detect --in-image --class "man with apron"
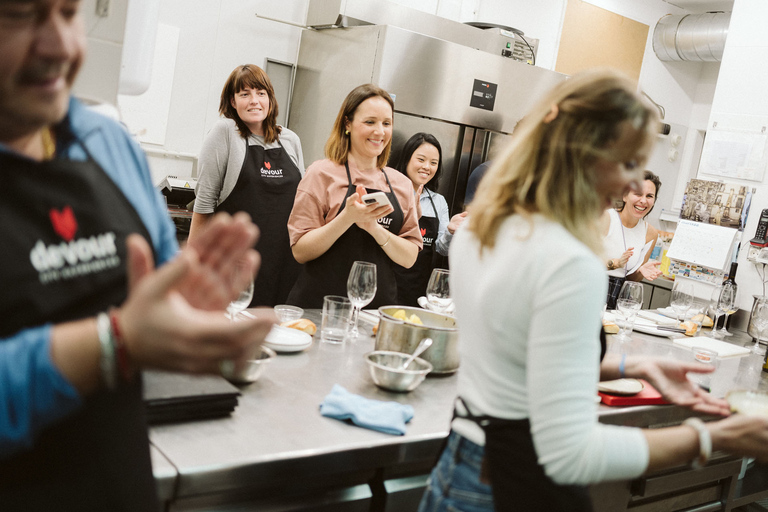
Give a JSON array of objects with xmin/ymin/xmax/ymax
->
[
  {"xmin": 287, "ymin": 163, "xmax": 404, "ymax": 309},
  {"xmin": 394, "ymin": 189, "xmax": 440, "ymax": 307},
  {"xmin": 215, "ymin": 139, "xmax": 302, "ymax": 306},
  {"xmin": 0, "ymin": 4, "xmax": 272, "ymax": 509}
]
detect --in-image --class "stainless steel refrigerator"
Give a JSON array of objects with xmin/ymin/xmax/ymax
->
[{"xmin": 288, "ymin": 24, "xmax": 565, "ymax": 219}]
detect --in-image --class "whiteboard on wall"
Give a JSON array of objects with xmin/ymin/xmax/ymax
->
[
  {"xmin": 699, "ymin": 128, "xmax": 768, "ymax": 182},
  {"xmin": 118, "ymin": 23, "xmax": 179, "ymax": 146}
]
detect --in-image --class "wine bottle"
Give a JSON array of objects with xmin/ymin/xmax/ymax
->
[{"xmin": 724, "ymin": 261, "xmax": 738, "ymax": 286}]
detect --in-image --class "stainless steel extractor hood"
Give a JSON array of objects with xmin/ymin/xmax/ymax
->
[{"xmin": 305, "ymin": 0, "xmax": 538, "ymax": 64}]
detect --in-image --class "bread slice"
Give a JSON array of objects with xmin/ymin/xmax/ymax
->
[
  {"xmin": 281, "ymin": 318, "xmax": 317, "ymax": 336},
  {"xmin": 602, "ymin": 320, "xmax": 619, "ymax": 334}
]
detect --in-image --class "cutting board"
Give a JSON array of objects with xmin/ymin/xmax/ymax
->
[
  {"xmin": 672, "ymin": 336, "xmax": 751, "ymax": 359},
  {"xmin": 599, "ymin": 380, "xmax": 668, "ymax": 406}
]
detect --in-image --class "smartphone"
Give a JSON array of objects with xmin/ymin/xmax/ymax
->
[{"xmin": 361, "ymin": 192, "xmax": 392, "ymax": 209}]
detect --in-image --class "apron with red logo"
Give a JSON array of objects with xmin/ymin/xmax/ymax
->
[
  {"xmin": 0, "ymin": 146, "xmax": 160, "ymax": 511},
  {"xmin": 215, "ymin": 138, "xmax": 301, "ymax": 307},
  {"xmin": 286, "ymin": 163, "xmax": 404, "ymax": 309},
  {"xmin": 394, "ymin": 189, "xmax": 439, "ymax": 307}
]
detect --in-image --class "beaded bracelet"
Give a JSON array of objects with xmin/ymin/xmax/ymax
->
[
  {"xmin": 96, "ymin": 312, "xmax": 117, "ymax": 389},
  {"xmin": 683, "ymin": 417, "xmax": 712, "ymax": 469}
]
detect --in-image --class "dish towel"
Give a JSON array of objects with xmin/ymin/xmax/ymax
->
[{"xmin": 319, "ymin": 384, "xmax": 414, "ymax": 435}]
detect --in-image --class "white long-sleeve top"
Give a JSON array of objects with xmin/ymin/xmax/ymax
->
[
  {"xmin": 450, "ymin": 214, "xmax": 649, "ymax": 485},
  {"xmin": 419, "ymin": 188, "xmax": 452, "ymax": 257}
]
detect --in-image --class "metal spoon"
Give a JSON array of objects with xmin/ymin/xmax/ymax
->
[{"xmin": 402, "ymin": 338, "xmax": 433, "ymax": 370}]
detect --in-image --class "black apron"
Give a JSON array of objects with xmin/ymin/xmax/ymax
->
[
  {"xmin": 286, "ymin": 163, "xmax": 404, "ymax": 309},
  {"xmin": 0, "ymin": 146, "xmax": 160, "ymax": 511},
  {"xmin": 394, "ymin": 189, "xmax": 439, "ymax": 307},
  {"xmin": 215, "ymin": 137, "xmax": 301, "ymax": 307},
  {"xmin": 453, "ymin": 329, "xmax": 608, "ymax": 512}
]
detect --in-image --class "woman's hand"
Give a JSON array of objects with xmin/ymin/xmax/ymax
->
[
  {"xmin": 708, "ymin": 414, "xmax": 768, "ymax": 462},
  {"xmin": 637, "ymin": 260, "xmax": 662, "ymax": 281},
  {"xmin": 631, "ymin": 357, "xmax": 730, "ymax": 416},
  {"xmin": 342, "ymin": 185, "xmax": 394, "ymax": 233},
  {"xmin": 617, "ymin": 247, "xmax": 634, "ymax": 268},
  {"xmin": 448, "ymin": 211, "xmax": 469, "ymax": 235}
]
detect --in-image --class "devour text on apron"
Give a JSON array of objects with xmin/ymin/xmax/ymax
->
[
  {"xmin": 287, "ymin": 163, "xmax": 404, "ymax": 309},
  {"xmin": 215, "ymin": 137, "xmax": 301, "ymax": 307},
  {"xmin": 0, "ymin": 146, "xmax": 160, "ymax": 511}
]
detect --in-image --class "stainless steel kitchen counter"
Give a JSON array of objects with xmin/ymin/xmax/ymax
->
[{"xmin": 149, "ymin": 310, "xmax": 768, "ymax": 510}]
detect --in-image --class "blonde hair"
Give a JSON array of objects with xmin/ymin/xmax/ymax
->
[
  {"xmin": 469, "ymin": 69, "xmax": 658, "ymax": 254},
  {"xmin": 325, "ymin": 84, "xmax": 394, "ymax": 169}
]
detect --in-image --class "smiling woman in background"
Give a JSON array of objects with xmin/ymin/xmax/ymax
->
[
  {"xmin": 392, "ymin": 132, "xmax": 467, "ymax": 306},
  {"xmin": 190, "ymin": 64, "xmax": 304, "ymax": 307},
  {"xmin": 603, "ymin": 170, "xmax": 662, "ymax": 309},
  {"xmin": 286, "ymin": 84, "xmax": 422, "ymax": 309}
]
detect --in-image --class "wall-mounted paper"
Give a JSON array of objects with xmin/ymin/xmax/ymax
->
[
  {"xmin": 700, "ymin": 129, "xmax": 767, "ymax": 182},
  {"xmin": 667, "ymin": 219, "xmax": 738, "ymax": 271}
]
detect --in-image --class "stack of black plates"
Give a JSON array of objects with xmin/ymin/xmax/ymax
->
[{"xmin": 143, "ymin": 371, "xmax": 241, "ymax": 425}]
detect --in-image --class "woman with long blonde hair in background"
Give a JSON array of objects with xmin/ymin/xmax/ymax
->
[{"xmin": 418, "ymin": 68, "xmax": 768, "ymax": 512}]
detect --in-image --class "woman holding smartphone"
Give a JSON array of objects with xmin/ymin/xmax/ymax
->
[
  {"xmin": 392, "ymin": 132, "xmax": 467, "ymax": 307},
  {"xmin": 286, "ymin": 84, "xmax": 422, "ymax": 309}
]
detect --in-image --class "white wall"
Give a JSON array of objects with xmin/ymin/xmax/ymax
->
[{"xmin": 699, "ymin": 0, "xmax": 768, "ymax": 312}]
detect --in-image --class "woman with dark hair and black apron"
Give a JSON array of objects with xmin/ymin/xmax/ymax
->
[
  {"xmin": 391, "ymin": 132, "xmax": 468, "ymax": 307},
  {"xmin": 191, "ymin": 64, "xmax": 304, "ymax": 307},
  {"xmin": 286, "ymin": 84, "xmax": 422, "ymax": 310}
]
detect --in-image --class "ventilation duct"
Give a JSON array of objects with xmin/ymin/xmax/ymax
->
[{"xmin": 653, "ymin": 12, "xmax": 731, "ymax": 62}]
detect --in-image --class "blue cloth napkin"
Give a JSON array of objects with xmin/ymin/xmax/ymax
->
[{"xmin": 319, "ymin": 384, "xmax": 414, "ymax": 435}]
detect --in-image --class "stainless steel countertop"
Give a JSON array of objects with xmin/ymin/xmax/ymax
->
[
  {"xmin": 149, "ymin": 309, "xmax": 457, "ymax": 502},
  {"xmin": 149, "ymin": 310, "xmax": 767, "ymax": 504}
]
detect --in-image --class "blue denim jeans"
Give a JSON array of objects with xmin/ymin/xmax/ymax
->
[{"xmin": 418, "ymin": 431, "xmax": 495, "ymax": 512}]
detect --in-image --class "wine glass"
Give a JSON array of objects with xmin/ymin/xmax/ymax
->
[
  {"xmin": 670, "ymin": 280, "xmax": 694, "ymax": 327},
  {"xmin": 426, "ymin": 268, "xmax": 452, "ymax": 314},
  {"xmin": 750, "ymin": 300, "xmax": 768, "ymax": 355},
  {"xmin": 347, "ymin": 261, "xmax": 377, "ymax": 338},
  {"xmin": 709, "ymin": 286, "xmax": 730, "ymax": 340},
  {"xmin": 614, "ymin": 281, "xmax": 643, "ymax": 342},
  {"xmin": 718, "ymin": 282, "xmax": 738, "ymax": 337},
  {"xmin": 226, "ymin": 262, "xmax": 254, "ymax": 321}
]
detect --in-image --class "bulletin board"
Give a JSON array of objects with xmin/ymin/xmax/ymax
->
[{"xmin": 555, "ymin": 0, "xmax": 648, "ymax": 82}]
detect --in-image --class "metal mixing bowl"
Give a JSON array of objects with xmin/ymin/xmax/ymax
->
[
  {"xmin": 224, "ymin": 346, "xmax": 276, "ymax": 384},
  {"xmin": 364, "ymin": 351, "xmax": 433, "ymax": 392}
]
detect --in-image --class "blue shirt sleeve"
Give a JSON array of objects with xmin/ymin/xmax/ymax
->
[
  {"xmin": 0, "ymin": 99, "xmax": 179, "ymax": 459},
  {"xmin": 0, "ymin": 326, "xmax": 81, "ymax": 459}
]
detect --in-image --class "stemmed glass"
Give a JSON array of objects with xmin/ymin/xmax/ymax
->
[
  {"xmin": 615, "ymin": 281, "xmax": 643, "ymax": 342},
  {"xmin": 709, "ymin": 285, "xmax": 734, "ymax": 340},
  {"xmin": 718, "ymin": 282, "xmax": 738, "ymax": 337},
  {"xmin": 347, "ymin": 261, "xmax": 377, "ymax": 339},
  {"xmin": 750, "ymin": 300, "xmax": 768, "ymax": 355},
  {"xmin": 670, "ymin": 280, "xmax": 694, "ymax": 328},
  {"xmin": 426, "ymin": 268, "xmax": 452, "ymax": 314},
  {"xmin": 226, "ymin": 261, "xmax": 254, "ymax": 321}
]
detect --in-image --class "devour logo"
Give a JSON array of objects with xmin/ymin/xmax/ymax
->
[{"xmin": 30, "ymin": 207, "xmax": 121, "ymax": 284}]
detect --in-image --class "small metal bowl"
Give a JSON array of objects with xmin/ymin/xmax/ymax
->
[
  {"xmin": 224, "ymin": 346, "xmax": 276, "ymax": 384},
  {"xmin": 274, "ymin": 304, "xmax": 304, "ymax": 323},
  {"xmin": 364, "ymin": 350, "xmax": 433, "ymax": 393}
]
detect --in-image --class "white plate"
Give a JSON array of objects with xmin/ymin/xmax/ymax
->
[
  {"xmin": 606, "ymin": 312, "xmax": 679, "ymax": 338},
  {"xmin": 264, "ymin": 325, "xmax": 313, "ymax": 353},
  {"xmin": 656, "ymin": 307, "xmax": 679, "ymax": 319},
  {"xmin": 598, "ymin": 378, "xmax": 644, "ymax": 395},
  {"xmin": 637, "ymin": 310, "xmax": 679, "ymax": 326}
]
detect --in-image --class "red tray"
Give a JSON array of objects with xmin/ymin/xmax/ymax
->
[{"xmin": 599, "ymin": 380, "xmax": 669, "ymax": 406}]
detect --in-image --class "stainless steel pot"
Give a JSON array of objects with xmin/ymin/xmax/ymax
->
[{"xmin": 375, "ymin": 306, "xmax": 459, "ymax": 374}]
